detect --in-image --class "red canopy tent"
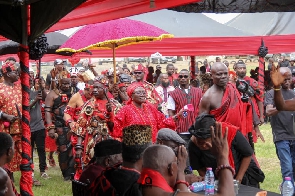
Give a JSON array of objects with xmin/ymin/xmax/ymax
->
[{"xmin": 55, "ymin": 34, "xmax": 295, "ymax": 57}]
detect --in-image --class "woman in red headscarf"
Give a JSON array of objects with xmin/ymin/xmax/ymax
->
[{"xmin": 112, "ymin": 82, "xmax": 183, "ymax": 142}]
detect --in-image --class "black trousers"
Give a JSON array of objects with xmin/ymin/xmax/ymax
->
[{"xmin": 31, "ymin": 129, "xmax": 47, "ymax": 172}]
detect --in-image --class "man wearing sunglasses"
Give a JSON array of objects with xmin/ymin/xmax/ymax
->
[
  {"xmin": 132, "ymin": 64, "xmax": 161, "ymax": 107},
  {"xmin": 167, "ymin": 69, "xmax": 202, "ymax": 136}
]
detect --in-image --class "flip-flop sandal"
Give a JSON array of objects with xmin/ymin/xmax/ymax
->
[
  {"xmin": 33, "ymin": 179, "xmax": 41, "ymax": 186},
  {"xmin": 47, "ymin": 156, "xmax": 56, "ymax": 167}
]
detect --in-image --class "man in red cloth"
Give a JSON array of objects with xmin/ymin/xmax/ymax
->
[
  {"xmin": 199, "ymin": 62, "xmax": 259, "ymax": 138},
  {"xmin": 113, "ymin": 82, "xmax": 183, "ymax": 142},
  {"xmin": 168, "ymin": 69, "xmax": 202, "ymax": 134},
  {"xmin": 235, "ymin": 61, "xmax": 265, "ymax": 142},
  {"xmin": 132, "ymin": 64, "xmax": 161, "ymax": 107},
  {"xmin": 0, "ymin": 62, "xmax": 22, "ymax": 173},
  {"xmin": 70, "ymin": 82, "xmax": 121, "ymax": 178}
]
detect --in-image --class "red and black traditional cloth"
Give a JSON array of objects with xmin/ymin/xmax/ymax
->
[
  {"xmin": 210, "ymin": 83, "xmax": 249, "ymax": 136},
  {"xmin": 0, "ymin": 82, "xmax": 22, "ymax": 172},
  {"xmin": 169, "ymin": 87, "xmax": 202, "ymax": 133},
  {"xmin": 71, "ymin": 98, "xmax": 121, "ymax": 165},
  {"xmin": 138, "ymin": 168, "xmax": 174, "ymax": 193}
]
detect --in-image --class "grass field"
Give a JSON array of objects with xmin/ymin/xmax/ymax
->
[{"xmin": 13, "ymin": 58, "xmax": 279, "ymax": 196}]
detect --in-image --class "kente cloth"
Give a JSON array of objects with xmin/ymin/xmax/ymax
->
[
  {"xmin": 0, "ymin": 82, "xmax": 22, "ymax": 134},
  {"xmin": 155, "ymin": 85, "xmax": 175, "ymax": 116},
  {"xmin": 79, "ymin": 163, "xmax": 105, "ymax": 184},
  {"xmin": 112, "ymin": 103, "xmax": 176, "ymax": 142},
  {"xmin": 72, "ymin": 98, "xmax": 120, "ymax": 165},
  {"xmin": 169, "ymin": 86, "xmax": 202, "ymax": 133},
  {"xmin": 210, "ymin": 83, "xmax": 248, "ymax": 136},
  {"xmin": 7, "ymin": 134, "xmax": 22, "ymax": 172},
  {"xmin": 138, "ymin": 168, "xmax": 174, "ymax": 193}
]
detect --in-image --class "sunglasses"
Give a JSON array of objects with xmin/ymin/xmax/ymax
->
[
  {"xmin": 134, "ymin": 71, "xmax": 143, "ymax": 75},
  {"xmin": 178, "ymin": 75, "xmax": 189, "ymax": 79}
]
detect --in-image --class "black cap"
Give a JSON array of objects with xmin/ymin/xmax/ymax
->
[
  {"xmin": 189, "ymin": 113, "xmax": 216, "ymax": 139},
  {"xmin": 94, "ymin": 139, "xmax": 122, "ymax": 157}
]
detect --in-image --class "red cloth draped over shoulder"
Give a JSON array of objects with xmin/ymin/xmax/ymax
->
[
  {"xmin": 220, "ymin": 122, "xmax": 237, "ymax": 169},
  {"xmin": 210, "ymin": 83, "xmax": 248, "ymax": 136}
]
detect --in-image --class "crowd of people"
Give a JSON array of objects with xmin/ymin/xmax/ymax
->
[{"xmin": 0, "ymin": 54, "xmax": 293, "ymax": 196}]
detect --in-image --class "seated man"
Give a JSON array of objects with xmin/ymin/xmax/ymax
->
[
  {"xmin": 188, "ymin": 114, "xmax": 264, "ymax": 188},
  {"xmin": 156, "ymin": 128, "xmax": 202, "ymax": 184},
  {"xmin": 138, "ymin": 122, "xmax": 235, "ymax": 196},
  {"xmin": 79, "ymin": 139, "xmax": 122, "ymax": 184},
  {"xmin": 89, "ymin": 124, "xmax": 152, "ymax": 196}
]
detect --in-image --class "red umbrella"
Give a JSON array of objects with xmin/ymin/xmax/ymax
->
[{"xmin": 57, "ymin": 18, "xmax": 173, "ymax": 82}]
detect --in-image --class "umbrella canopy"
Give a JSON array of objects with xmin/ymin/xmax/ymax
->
[
  {"xmin": 57, "ymin": 18, "xmax": 173, "ymax": 53},
  {"xmin": 0, "ymin": 32, "xmax": 68, "ymax": 55}
]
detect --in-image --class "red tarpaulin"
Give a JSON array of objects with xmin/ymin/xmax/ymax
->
[{"xmin": 68, "ymin": 34, "xmax": 295, "ymax": 57}]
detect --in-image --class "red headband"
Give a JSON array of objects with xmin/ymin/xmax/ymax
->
[{"xmin": 127, "ymin": 82, "xmax": 145, "ymax": 98}]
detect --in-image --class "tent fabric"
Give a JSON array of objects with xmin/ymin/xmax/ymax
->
[
  {"xmin": 66, "ymin": 35, "xmax": 295, "ymax": 57},
  {"xmin": 0, "ymin": 32, "xmax": 68, "ymax": 55},
  {"xmin": 169, "ymin": 0, "xmax": 295, "ymax": 13},
  {"xmin": 128, "ymin": 10, "xmax": 253, "ymax": 37},
  {"xmin": 0, "ymin": 0, "xmax": 200, "ymax": 42},
  {"xmin": 226, "ymin": 12, "xmax": 295, "ymax": 36},
  {"xmin": 0, "ymin": 0, "xmax": 85, "ymax": 43}
]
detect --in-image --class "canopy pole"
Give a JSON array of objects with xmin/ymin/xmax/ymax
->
[
  {"xmin": 19, "ymin": 4, "xmax": 33, "ymax": 196},
  {"xmin": 112, "ymin": 44, "xmax": 117, "ymax": 83},
  {"xmin": 190, "ymin": 56, "xmax": 195, "ymax": 80}
]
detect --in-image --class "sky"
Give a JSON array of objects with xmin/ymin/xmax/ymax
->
[{"xmin": 59, "ymin": 13, "xmax": 239, "ymax": 37}]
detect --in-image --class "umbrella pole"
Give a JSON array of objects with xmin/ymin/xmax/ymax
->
[
  {"xmin": 112, "ymin": 45, "xmax": 117, "ymax": 83},
  {"xmin": 19, "ymin": 5, "xmax": 33, "ymax": 196}
]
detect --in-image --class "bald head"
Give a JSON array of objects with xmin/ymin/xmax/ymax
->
[
  {"xmin": 211, "ymin": 62, "xmax": 227, "ymax": 73},
  {"xmin": 142, "ymin": 145, "xmax": 175, "ymax": 172},
  {"xmin": 279, "ymin": 67, "xmax": 291, "ymax": 76}
]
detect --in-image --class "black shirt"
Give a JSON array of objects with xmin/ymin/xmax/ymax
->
[{"xmin": 188, "ymin": 131, "xmax": 253, "ymax": 174}]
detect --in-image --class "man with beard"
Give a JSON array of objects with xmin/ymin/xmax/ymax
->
[
  {"xmin": 155, "ymin": 73, "xmax": 175, "ymax": 117},
  {"xmin": 70, "ymin": 81, "xmax": 121, "ymax": 177},
  {"xmin": 156, "ymin": 64, "xmax": 178, "ymax": 87},
  {"xmin": 234, "ymin": 61, "xmax": 265, "ymax": 142},
  {"xmin": 167, "ymin": 69, "xmax": 202, "ymax": 135},
  {"xmin": 45, "ymin": 77, "xmax": 75, "ymax": 181},
  {"xmin": 0, "ymin": 62, "xmax": 22, "ymax": 174},
  {"xmin": 132, "ymin": 64, "xmax": 161, "ymax": 107}
]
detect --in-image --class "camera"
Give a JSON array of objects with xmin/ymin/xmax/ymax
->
[{"xmin": 236, "ymin": 80, "xmax": 250, "ymax": 103}]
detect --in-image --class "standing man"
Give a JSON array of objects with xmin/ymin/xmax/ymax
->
[
  {"xmin": 234, "ymin": 61, "xmax": 265, "ymax": 142},
  {"xmin": 199, "ymin": 63, "xmax": 248, "ymax": 136},
  {"xmin": 155, "ymin": 73, "xmax": 175, "ymax": 116},
  {"xmin": 266, "ymin": 67, "xmax": 295, "ymax": 186},
  {"xmin": 29, "ymin": 77, "xmax": 48, "ymax": 179},
  {"xmin": 132, "ymin": 64, "xmax": 161, "ymax": 107},
  {"xmin": 0, "ymin": 61, "xmax": 22, "ymax": 173},
  {"xmin": 168, "ymin": 69, "xmax": 202, "ymax": 135},
  {"xmin": 44, "ymin": 77, "xmax": 75, "ymax": 181}
]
